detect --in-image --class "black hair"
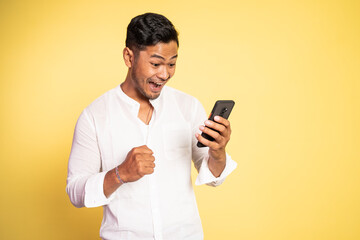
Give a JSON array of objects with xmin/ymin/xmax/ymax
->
[{"xmin": 126, "ymin": 13, "xmax": 179, "ymax": 51}]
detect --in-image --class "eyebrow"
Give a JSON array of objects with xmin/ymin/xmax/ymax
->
[{"xmin": 150, "ymin": 54, "xmax": 178, "ymax": 60}]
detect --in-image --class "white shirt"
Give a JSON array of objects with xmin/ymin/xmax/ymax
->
[{"xmin": 66, "ymin": 85, "xmax": 237, "ymax": 240}]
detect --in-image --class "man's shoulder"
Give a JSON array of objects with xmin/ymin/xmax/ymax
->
[
  {"xmin": 84, "ymin": 85, "xmax": 119, "ymax": 115},
  {"xmin": 162, "ymin": 86, "xmax": 205, "ymax": 121},
  {"xmin": 163, "ymin": 86, "xmax": 199, "ymax": 105}
]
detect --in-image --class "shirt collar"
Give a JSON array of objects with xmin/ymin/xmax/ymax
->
[
  {"xmin": 116, "ymin": 84, "xmax": 139, "ymax": 106},
  {"xmin": 149, "ymin": 87, "xmax": 165, "ymax": 112},
  {"xmin": 116, "ymin": 84, "xmax": 165, "ymax": 113}
]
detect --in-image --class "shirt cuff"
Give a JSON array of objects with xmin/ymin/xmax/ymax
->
[
  {"xmin": 195, "ymin": 153, "xmax": 237, "ymax": 186},
  {"xmin": 84, "ymin": 171, "xmax": 115, "ymax": 208}
]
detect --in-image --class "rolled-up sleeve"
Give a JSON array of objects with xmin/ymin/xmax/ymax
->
[
  {"xmin": 84, "ymin": 171, "xmax": 114, "ymax": 207},
  {"xmin": 195, "ymin": 153, "xmax": 237, "ymax": 186},
  {"xmin": 66, "ymin": 109, "xmax": 113, "ymax": 208}
]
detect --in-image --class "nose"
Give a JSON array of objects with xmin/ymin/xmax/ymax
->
[{"xmin": 157, "ymin": 65, "xmax": 170, "ymax": 81}]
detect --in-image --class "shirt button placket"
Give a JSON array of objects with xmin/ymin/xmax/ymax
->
[
  {"xmin": 146, "ymin": 123, "xmax": 163, "ymax": 240},
  {"xmin": 149, "ymin": 176, "xmax": 163, "ymax": 240}
]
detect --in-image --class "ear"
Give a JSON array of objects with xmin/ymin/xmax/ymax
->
[{"xmin": 123, "ymin": 47, "xmax": 134, "ymax": 68}]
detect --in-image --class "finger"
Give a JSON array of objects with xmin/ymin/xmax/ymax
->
[
  {"xmin": 195, "ymin": 132, "xmax": 218, "ymax": 149},
  {"xmin": 199, "ymin": 125, "xmax": 222, "ymax": 142},
  {"xmin": 140, "ymin": 160, "xmax": 155, "ymax": 169},
  {"xmin": 214, "ymin": 116, "xmax": 231, "ymax": 129},
  {"xmin": 146, "ymin": 161, "xmax": 155, "ymax": 169},
  {"xmin": 147, "ymin": 155, "xmax": 156, "ymax": 162},
  {"xmin": 142, "ymin": 164, "xmax": 155, "ymax": 174},
  {"xmin": 141, "ymin": 154, "xmax": 155, "ymax": 162},
  {"xmin": 134, "ymin": 153, "xmax": 154, "ymax": 165},
  {"xmin": 138, "ymin": 166, "xmax": 154, "ymax": 176},
  {"xmin": 137, "ymin": 160, "xmax": 155, "ymax": 172},
  {"xmin": 138, "ymin": 145, "xmax": 154, "ymax": 154},
  {"xmin": 204, "ymin": 120, "xmax": 226, "ymax": 134},
  {"xmin": 213, "ymin": 116, "xmax": 231, "ymax": 136},
  {"xmin": 144, "ymin": 168, "xmax": 155, "ymax": 174}
]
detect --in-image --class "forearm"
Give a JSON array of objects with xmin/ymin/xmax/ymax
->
[
  {"xmin": 208, "ymin": 151, "xmax": 226, "ymax": 177},
  {"xmin": 103, "ymin": 167, "xmax": 123, "ymax": 198}
]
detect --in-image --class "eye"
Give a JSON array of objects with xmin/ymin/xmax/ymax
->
[
  {"xmin": 169, "ymin": 63, "xmax": 176, "ymax": 67},
  {"xmin": 151, "ymin": 63, "xmax": 160, "ymax": 67}
]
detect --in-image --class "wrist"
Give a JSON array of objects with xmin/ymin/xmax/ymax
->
[
  {"xmin": 208, "ymin": 156, "xmax": 226, "ymax": 178},
  {"xmin": 115, "ymin": 166, "xmax": 126, "ymax": 184},
  {"xmin": 209, "ymin": 149, "xmax": 226, "ymax": 163},
  {"xmin": 209, "ymin": 156, "xmax": 226, "ymax": 167}
]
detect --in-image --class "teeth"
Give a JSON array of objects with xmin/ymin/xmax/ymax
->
[{"xmin": 151, "ymin": 82, "xmax": 164, "ymax": 86}]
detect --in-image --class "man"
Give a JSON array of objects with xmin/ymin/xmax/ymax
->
[{"xmin": 66, "ymin": 12, "xmax": 237, "ymax": 240}]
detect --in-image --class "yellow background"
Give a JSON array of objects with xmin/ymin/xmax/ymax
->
[{"xmin": 1, "ymin": 0, "xmax": 359, "ymax": 239}]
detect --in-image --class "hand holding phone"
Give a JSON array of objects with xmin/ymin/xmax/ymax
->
[{"xmin": 197, "ymin": 100, "xmax": 235, "ymax": 148}]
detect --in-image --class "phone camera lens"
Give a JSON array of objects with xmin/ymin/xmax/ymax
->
[{"xmin": 220, "ymin": 108, "xmax": 227, "ymax": 116}]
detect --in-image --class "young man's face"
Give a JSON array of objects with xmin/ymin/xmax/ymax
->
[{"xmin": 130, "ymin": 40, "xmax": 178, "ymax": 100}]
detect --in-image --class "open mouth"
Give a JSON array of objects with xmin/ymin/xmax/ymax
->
[{"xmin": 148, "ymin": 80, "xmax": 165, "ymax": 92}]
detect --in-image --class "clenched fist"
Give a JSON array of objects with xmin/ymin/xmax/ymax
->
[{"xmin": 117, "ymin": 145, "xmax": 155, "ymax": 182}]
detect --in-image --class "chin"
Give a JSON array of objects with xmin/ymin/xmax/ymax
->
[
  {"xmin": 145, "ymin": 87, "xmax": 163, "ymax": 100},
  {"xmin": 140, "ymin": 89, "xmax": 161, "ymax": 100},
  {"xmin": 148, "ymin": 92, "xmax": 161, "ymax": 100}
]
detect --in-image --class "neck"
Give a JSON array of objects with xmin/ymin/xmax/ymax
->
[
  {"xmin": 121, "ymin": 75, "xmax": 154, "ymax": 125},
  {"xmin": 121, "ymin": 74, "xmax": 149, "ymax": 106}
]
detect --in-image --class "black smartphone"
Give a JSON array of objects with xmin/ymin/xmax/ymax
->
[{"xmin": 197, "ymin": 100, "xmax": 235, "ymax": 148}]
